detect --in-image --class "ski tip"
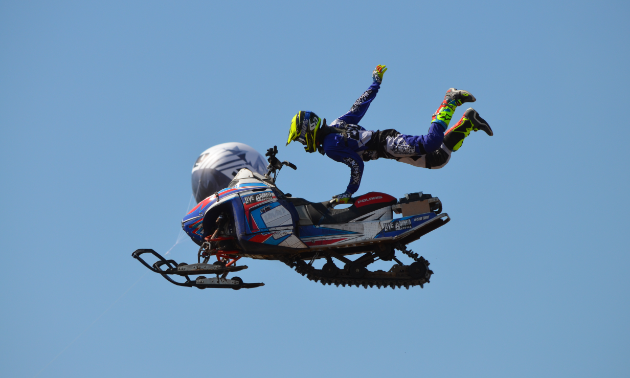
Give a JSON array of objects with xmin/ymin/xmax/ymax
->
[{"xmin": 242, "ymin": 282, "xmax": 265, "ymax": 289}]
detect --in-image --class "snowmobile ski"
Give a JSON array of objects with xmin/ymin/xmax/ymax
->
[
  {"xmin": 155, "ymin": 261, "xmax": 248, "ymax": 276},
  {"xmin": 132, "ymin": 249, "xmax": 264, "ymax": 290}
]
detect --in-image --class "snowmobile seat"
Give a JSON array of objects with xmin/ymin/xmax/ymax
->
[{"xmin": 287, "ymin": 192, "xmax": 397, "ymax": 225}]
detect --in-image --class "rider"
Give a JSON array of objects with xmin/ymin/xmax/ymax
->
[{"xmin": 286, "ymin": 65, "xmax": 493, "ymax": 204}]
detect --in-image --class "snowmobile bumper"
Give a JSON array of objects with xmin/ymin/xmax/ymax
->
[{"xmin": 132, "ymin": 249, "xmax": 264, "ymax": 290}]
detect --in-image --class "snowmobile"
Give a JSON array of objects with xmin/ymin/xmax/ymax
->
[{"xmin": 132, "ymin": 146, "xmax": 450, "ymax": 290}]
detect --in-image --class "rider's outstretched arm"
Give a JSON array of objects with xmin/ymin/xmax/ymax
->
[
  {"xmin": 324, "ymin": 145, "xmax": 364, "ymax": 195},
  {"xmin": 335, "ymin": 65, "xmax": 387, "ymax": 126},
  {"xmin": 336, "ymin": 82, "xmax": 380, "ymax": 126}
]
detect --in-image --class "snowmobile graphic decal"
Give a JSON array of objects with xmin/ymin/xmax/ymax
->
[
  {"xmin": 243, "ymin": 229, "xmax": 306, "ymax": 248},
  {"xmin": 238, "ymin": 190, "xmax": 305, "ymax": 248},
  {"xmin": 297, "ymin": 213, "xmax": 437, "ymax": 246},
  {"xmin": 299, "ymin": 226, "xmax": 358, "ymax": 246},
  {"xmin": 375, "ymin": 213, "xmax": 436, "ymax": 238},
  {"xmin": 182, "ymin": 184, "xmax": 272, "ymax": 244},
  {"xmin": 247, "ymin": 202, "xmax": 292, "ymax": 232},
  {"xmin": 246, "ymin": 232, "xmax": 288, "ymax": 245},
  {"xmin": 240, "ymin": 191, "xmax": 292, "ymax": 233}
]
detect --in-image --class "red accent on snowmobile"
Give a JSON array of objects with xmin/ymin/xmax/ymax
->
[
  {"xmin": 246, "ymin": 233, "xmax": 273, "ymax": 243},
  {"xmin": 216, "ymin": 249, "xmax": 241, "ymax": 266},
  {"xmin": 353, "ymin": 192, "xmax": 397, "ymax": 208},
  {"xmin": 205, "ymin": 236, "xmax": 235, "ymax": 241},
  {"xmin": 190, "ymin": 196, "xmax": 213, "ymax": 214}
]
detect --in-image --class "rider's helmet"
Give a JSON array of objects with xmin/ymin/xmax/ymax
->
[{"xmin": 286, "ymin": 111, "xmax": 321, "ymax": 153}]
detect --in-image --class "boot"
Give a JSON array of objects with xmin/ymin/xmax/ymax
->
[
  {"xmin": 443, "ymin": 108, "xmax": 492, "ymax": 151},
  {"xmin": 431, "ymin": 88, "xmax": 476, "ymax": 130}
]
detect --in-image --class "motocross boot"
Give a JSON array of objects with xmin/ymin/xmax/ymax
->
[
  {"xmin": 443, "ymin": 108, "xmax": 492, "ymax": 151},
  {"xmin": 432, "ymin": 88, "xmax": 476, "ymax": 130}
]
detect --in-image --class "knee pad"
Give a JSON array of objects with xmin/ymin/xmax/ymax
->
[{"xmin": 425, "ymin": 148, "xmax": 451, "ymax": 169}]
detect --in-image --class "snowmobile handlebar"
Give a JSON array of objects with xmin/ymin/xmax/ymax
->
[
  {"xmin": 265, "ymin": 146, "xmax": 297, "ymax": 182},
  {"xmin": 283, "ymin": 161, "xmax": 297, "ymax": 170}
]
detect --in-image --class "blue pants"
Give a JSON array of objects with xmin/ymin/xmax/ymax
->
[{"xmin": 385, "ymin": 122, "xmax": 445, "ymax": 157}]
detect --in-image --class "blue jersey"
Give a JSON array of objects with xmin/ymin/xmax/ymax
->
[{"xmin": 322, "ymin": 82, "xmax": 381, "ymax": 194}]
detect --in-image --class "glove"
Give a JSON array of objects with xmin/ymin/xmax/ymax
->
[
  {"xmin": 372, "ymin": 65, "xmax": 387, "ymax": 84},
  {"xmin": 331, "ymin": 192, "xmax": 353, "ymax": 204}
]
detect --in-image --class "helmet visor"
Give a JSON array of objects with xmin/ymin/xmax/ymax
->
[{"xmin": 286, "ymin": 112, "xmax": 305, "ymax": 146}]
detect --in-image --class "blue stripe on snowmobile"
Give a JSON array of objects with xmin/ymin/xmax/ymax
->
[{"xmin": 298, "ymin": 225, "xmax": 358, "ymax": 238}]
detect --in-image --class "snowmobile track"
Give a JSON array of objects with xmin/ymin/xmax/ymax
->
[{"xmin": 281, "ymin": 245, "xmax": 433, "ymax": 290}]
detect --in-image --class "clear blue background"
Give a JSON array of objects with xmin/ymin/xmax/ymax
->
[{"xmin": 2, "ymin": 1, "xmax": 629, "ymax": 377}]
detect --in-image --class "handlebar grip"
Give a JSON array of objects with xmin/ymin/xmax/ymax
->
[{"xmin": 284, "ymin": 161, "xmax": 297, "ymax": 170}]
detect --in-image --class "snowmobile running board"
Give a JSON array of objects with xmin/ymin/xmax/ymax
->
[{"xmin": 132, "ymin": 249, "xmax": 264, "ymax": 290}]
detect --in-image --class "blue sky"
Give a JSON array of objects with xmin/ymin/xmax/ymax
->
[{"xmin": 1, "ymin": 1, "xmax": 629, "ymax": 377}]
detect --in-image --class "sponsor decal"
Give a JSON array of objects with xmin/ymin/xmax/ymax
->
[
  {"xmin": 382, "ymin": 218, "xmax": 412, "ymax": 232},
  {"xmin": 260, "ymin": 205, "xmax": 292, "ymax": 227},
  {"xmin": 413, "ymin": 215, "xmax": 431, "ymax": 222},
  {"xmin": 355, "ymin": 196, "xmax": 383, "ymax": 205},
  {"xmin": 272, "ymin": 230, "xmax": 292, "ymax": 239},
  {"xmin": 243, "ymin": 191, "xmax": 274, "ymax": 205},
  {"xmin": 354, "ymin": 192, "xmax": 396, "ymax": 208}
]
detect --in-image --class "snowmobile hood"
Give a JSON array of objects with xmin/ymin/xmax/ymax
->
[{"xmin": 182, "ymin": 178, "xmax": 271, "ymax": 244}]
